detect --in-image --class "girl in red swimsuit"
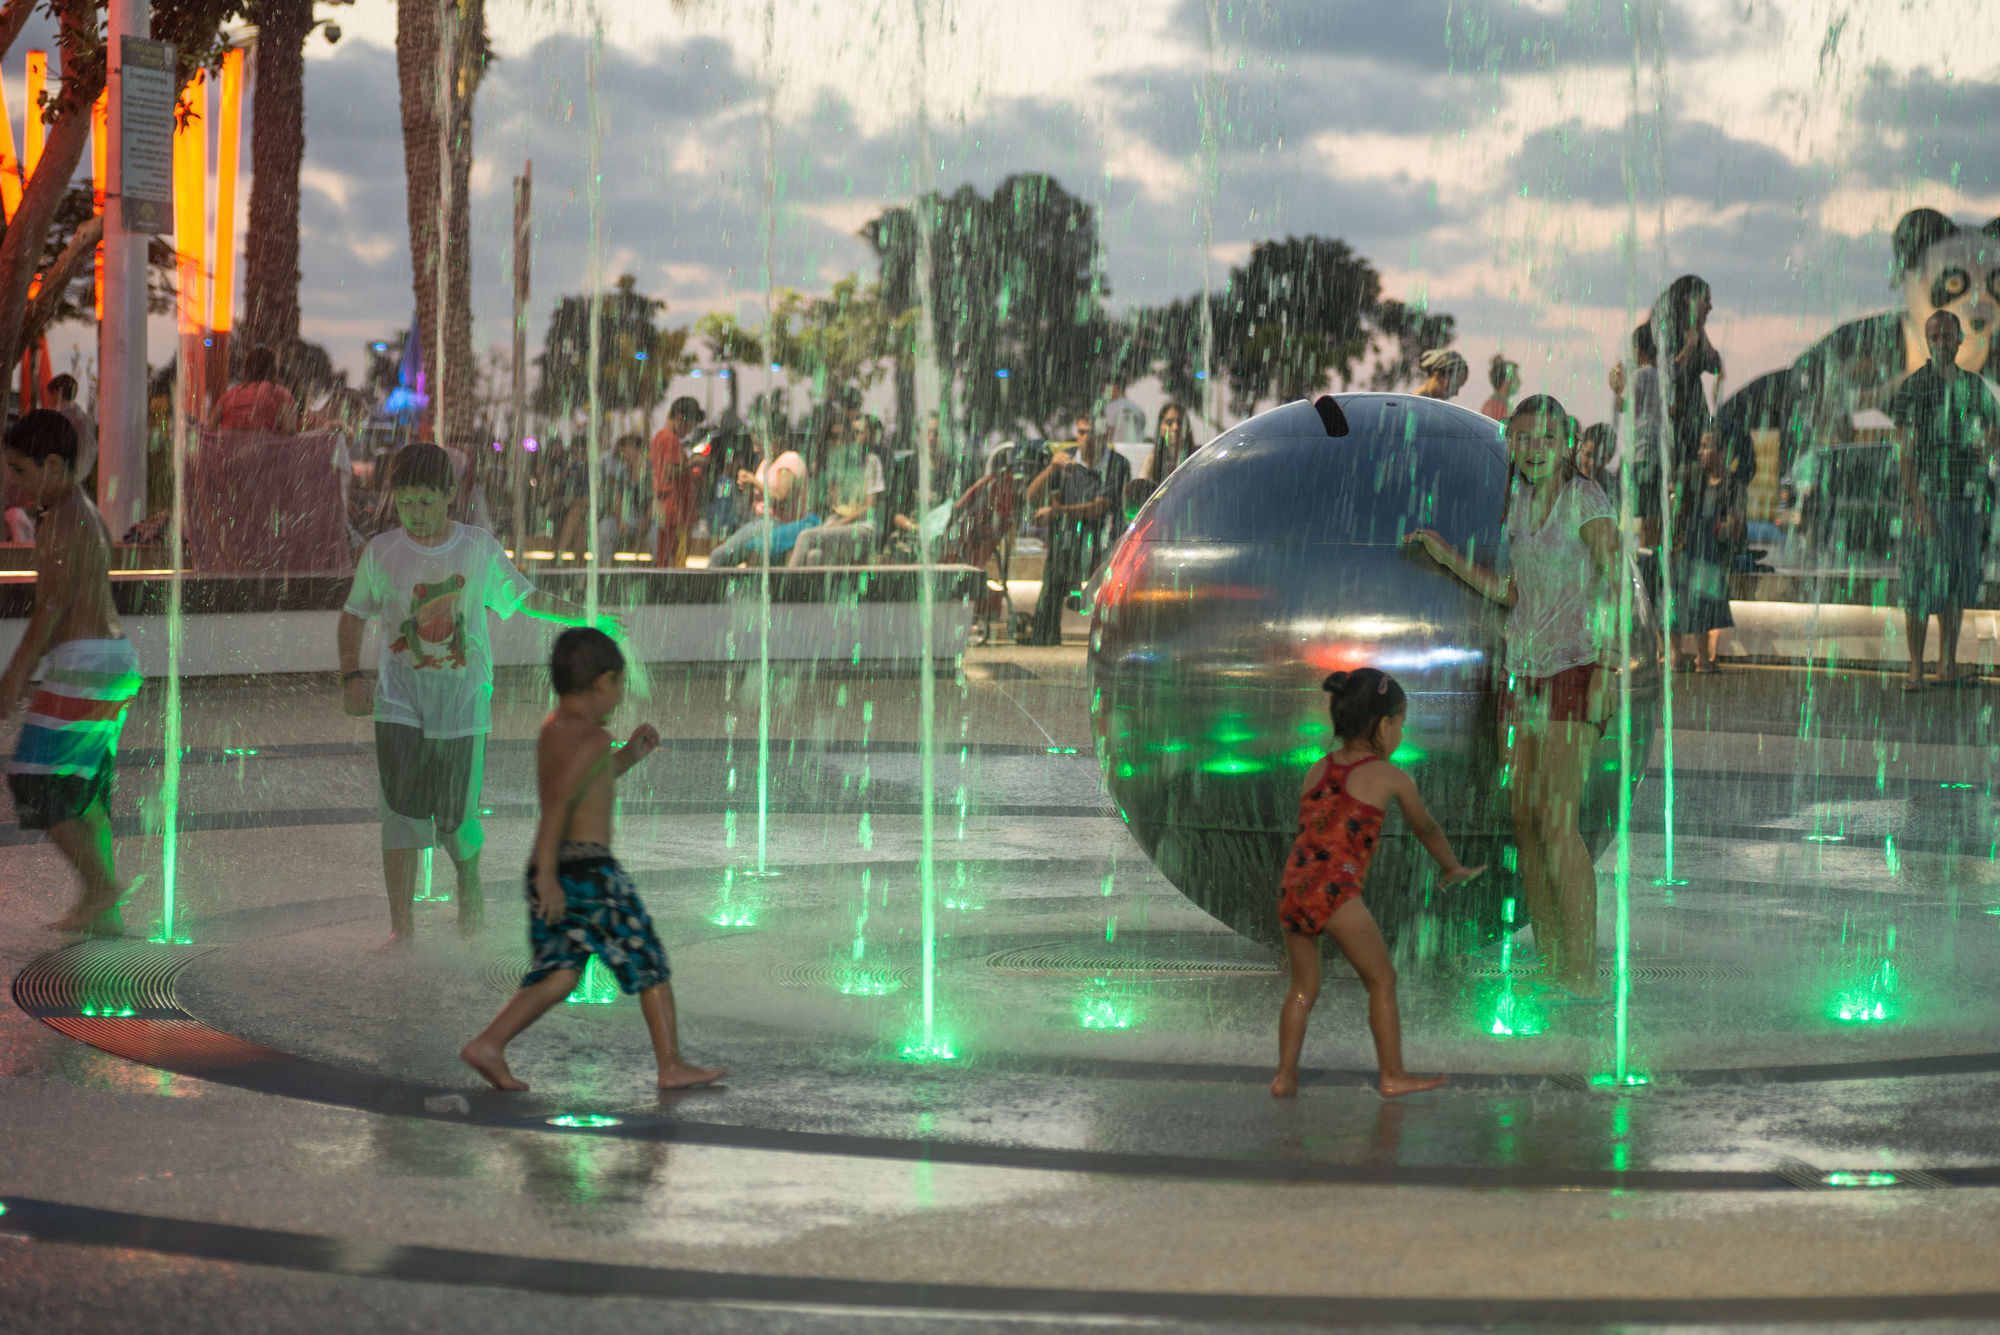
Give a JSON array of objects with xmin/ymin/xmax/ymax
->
[{"xmin": 1272, "ymin": 669, "xmax": 1484, "ymax": 1099}]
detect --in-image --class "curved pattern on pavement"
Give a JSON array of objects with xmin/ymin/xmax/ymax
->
[{"xmin": 16, "ymin": 939, "xmax": 2000, "ymax": 1194}]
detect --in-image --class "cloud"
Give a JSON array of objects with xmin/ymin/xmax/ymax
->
[
  {"xmin": 1850, "ymin": 66, "xmax": 2000, "ymax": 195},
  {"xmin": 1507, "ymin": 115, "xmax": 1827, "ymax": 210},
  {"xmin": 1176, "ymin": 0, "xmax": 1715, "ymax": 73},
  {"xmin": 1103, "ymin": 56, "xmax": 1476, "ymax": 160}
]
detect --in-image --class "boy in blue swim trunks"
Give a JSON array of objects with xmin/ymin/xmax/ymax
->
[{"xmin": 460, "ymin": 628, "xmax": 725, "ymax": 1092}]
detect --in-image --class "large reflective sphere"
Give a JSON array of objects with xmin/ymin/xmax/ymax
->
[{"xmin": 1090, "ymin": 395, "xmax": 1658, "ymax": 962}]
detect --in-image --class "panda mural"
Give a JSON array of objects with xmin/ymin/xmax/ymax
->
[{"xmin": 1725, "ymin": 209, "xmax": 2000, "ymax": 472}]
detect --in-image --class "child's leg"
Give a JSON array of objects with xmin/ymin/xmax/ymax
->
[
  {"xmin": 1527, "ymin": 722, "xmax": 1599, "ymax": 995},
  {"xmin": 637, "ymin": 981, "xmax": 727, "ymax": 1090},
  {"xmin": 382, "ymin": 848, "xmax": 419, "ymax": 944},
  {"xmin": 1905, "ymin": 609, "xmax": 1929, "ymax": 687},
  {"xmin": 461, "ymin": 969, "xmax": 580, "ymax": 1091},
  {"xmin": 450, "ymin": 851, "xmax": 483, "ymax": 933},
  {"xmin": 448, "ymin": 735, "xmax": 487, "ymax": 935},
  {"xmin": 1939, "ymin": 606, "xmax": 1966, "ymax": 681},
  {"xmin": 1271, "ymin": 928, "xmax": 1321, "ymax": 1098},
  {"xmin": 44, "ymin": 799, "xmax": 124, "ymax": 933},
  {"xmin": 1325, "ymin": 898, "xmax": 1446, "ymax": 1098},
  {"xmin": 1508, "ymin": 728, "xmax": 1561, "ymax": 976}
]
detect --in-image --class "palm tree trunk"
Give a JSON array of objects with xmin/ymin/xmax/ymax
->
[
  {"xmin": 397, "ymin": 0, "xmax": 482, "ymax": 445},
  {"xmin": 396, "ymin": 0, "xmax": 443, "ymax": 437},
  {"xmin": 242, "ymin": 0, "xmax": 312, "ymax": 356}
]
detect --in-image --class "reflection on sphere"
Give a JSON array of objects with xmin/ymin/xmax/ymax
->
[{"xmin": 1090, "ymin": 395, "xmax": 1658, "ymax": 961}]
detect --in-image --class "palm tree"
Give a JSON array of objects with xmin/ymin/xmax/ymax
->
[
  {"xmin": 241, "ymin": 1, "xmax": 351, "ymax": 359},
  {"xmin": 396, "ymin": 0, "xmax": 487, "ymax": 444}
]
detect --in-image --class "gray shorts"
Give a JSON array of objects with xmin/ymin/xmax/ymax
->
[{"xmin": 375, "ymin": 723, "xmax": 486, "ymax": 860}]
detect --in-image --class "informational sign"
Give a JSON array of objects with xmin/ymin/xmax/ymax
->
[{"xmin": 118, "ymin": 36, "xmax": 176, "ymax": 233}]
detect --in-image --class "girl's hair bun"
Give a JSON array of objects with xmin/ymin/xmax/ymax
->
[{"xmin": 1321, "ymin": 666, "xmax": 1408, "ymax": 746}]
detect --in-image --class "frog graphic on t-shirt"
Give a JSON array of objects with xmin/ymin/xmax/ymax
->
[{"xmin": 389, "ymin": 575, "xmax": 468, "ymax": 670}]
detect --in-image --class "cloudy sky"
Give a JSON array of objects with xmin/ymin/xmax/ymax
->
[{"xmin": 39, "ymin": 0, "xmax": 2000, "ymax": 431}]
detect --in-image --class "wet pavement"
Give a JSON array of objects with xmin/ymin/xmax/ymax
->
[{"xmin": 9, "ymin": 650, "xmax": 2000, "ymax": 1328}]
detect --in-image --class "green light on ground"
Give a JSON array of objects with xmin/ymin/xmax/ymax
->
[
  {"xmin": 78, "ymin": 1004, "xmax": 138, "ymax": 1018},
  {"xmin": 1589, "ymin": 1072, "xmax": 1651, "ymax": 1087},
  {"xmin": 1825, "ymin": 1171, "xmax": 1899, "ymax": 1187},
  {"xmin": 546, "ymin": 1114, "xmax": 623, "ymax": 1129},
  {"xmin": 566, "ymin": 957, "xmax": 618, "ymax": 1005},
  {"xmin": 1805, "ymin": 833, "xmax": 1846, "ymax": 843},
  {"xmin": 1828, "ymin": 959, "xmax": 1898, "ymax": 1024},
  {"xmin": 1942, "ymin": 782, "xmax": 1976, "ymax": 790},
  {"xmin": 1388, "ymin": 743, "xmax": 1427, "ymax": 765},
  {"xmin": 222, "ymin": 747, "xmax": 257, "ymax": 756},
  {"xmin": 1199, "ymin": 755, "xmax": 1270, "ymax": 775},
  {"xmin": 1045, "ymin": 746, "xmax": 1080, "ymax": 755},
  {"xmin": 1078, "ymin": 995, "xmax": 1135, "ymax": 1030},
  {"xmin": 1487, "ymin": 989, "xmax": 1548, "ymax": 1037},
  {"xmin": 897, "ymin": 1034, "xmax": 959, "ymax": 1063},
  {"xmin": 1150, "ymin": 738, "xmax": 1191, "ymax": 754},
  {"xmin": 835, "ymin": 967, "xmax": 902, "ymax": 997},
  {"xmin": 1280, "ymin": 746, "xmax": 1327, "ymax": 767},
  {"xmin": 708, "ymin": 905, "xmax": 760, "ymax": 928}
]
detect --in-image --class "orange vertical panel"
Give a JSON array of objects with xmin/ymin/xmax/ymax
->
[
  {"xmin": 23, "ymin": 50, "xmax": 44, "ymax": 177},
  {"xmin": 92, "ymin": 91, "xmax": 106, "ymax": 319},
  {"xmin": 0, "ymin": 65, "xmax": 20, "ymax": 222},
  {"xmin": 210, "ymin": 50, "xmax": 243, "ymax": 334},
  {"xmin": 173, "ymin": 74, "xmax": 208, "ymax": 416}
]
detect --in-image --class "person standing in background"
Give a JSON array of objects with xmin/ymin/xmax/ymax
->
[
  {"xmin": 1891, "ymin": 310, "xmax": 2000, "ymax": 692},
  {"xmin": 650, "ymin": 397, "xmax": 703, "ymax": 568},
  {"xmin": 1146, "ymin": 401, "xmax": 1198, "ymax": 484},
  {"xmin": 45, "ymin": 375, "xmax": 97, "ymax": 484},
  {"xmin": 1023, "ymin": 414, "xmax": 1131, "ymax": 645},
  {"xmin": 1100, "ymin": 380, "xmax": 1148, "ymax": 445},
  {"xmin": 208, "ymin": 345, "xmax": 300, "ymax": 434},
  {"xmin": 1415, "ymin": 350, "xmax": 1469, "ymax": 402},
  {"xmin": 1480, "ymin": 355, "xmax": 1519, "ymax": 421}
]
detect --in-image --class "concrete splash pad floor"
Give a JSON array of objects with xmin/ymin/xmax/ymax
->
[{"xmin": 16, "ymin": 664, "xmax": 2000, "ymax": 1327}]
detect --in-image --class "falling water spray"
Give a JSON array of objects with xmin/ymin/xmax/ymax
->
[{"xmin": 900, "ymin": 0, "xmax": 950, "ymax": 1062}]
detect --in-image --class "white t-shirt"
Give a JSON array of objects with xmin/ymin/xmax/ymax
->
[
  {"xmin": 756, "ymin": 451, "xmax": 810, "ymax": 523},
  {"xmin": 343, "ymin": 523, "xmax": 535, "ymax": 738},
  {"xmin": 1101, "ymin": 396, "xmax": 1147, "ymax": 444},
  {"xmin": 1503, "ymin": 476, "xmax": 1617, "ymax": 677}
]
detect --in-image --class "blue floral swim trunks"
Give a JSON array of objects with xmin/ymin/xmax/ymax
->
[{"xmin": 521, "ymin": 845, "xmax": 671, "ymax": 994}]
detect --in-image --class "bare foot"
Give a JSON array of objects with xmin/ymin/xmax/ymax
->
[
  {"xmin": 1379, "ymin": 1072, "xmax": 1448, "ymax": 1098},
  {"xmin": 658, "ymin": 1061, "xmax": 726, "ymax": 1090},
  {"xmin": 373, "ymin": 931, "xmax": 415, "ymax": 954},
  {"xmin": 1270, "ymin": 1071, "xmax": 1299, "ymax": 1098},
  {"xmin": 461, "ymin": 1040, "xmax": 529, "ymax": 1091},
  {"xmin": 456, "ymin": 899, "xmax": 485, "ymax": 937}
]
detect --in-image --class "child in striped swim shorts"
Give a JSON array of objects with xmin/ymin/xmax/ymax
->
[{"xmin": 0, "ymin": 411, "xmax": 144, "ymax": 935}]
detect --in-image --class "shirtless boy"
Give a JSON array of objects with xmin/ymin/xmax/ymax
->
[
  {"xmin": 0, "ymin": 411, "xmax": 143, "ymax": 934},
  {"xmin": 461, "ymin": 627, "xmax": 724, "ymax": 1092}
]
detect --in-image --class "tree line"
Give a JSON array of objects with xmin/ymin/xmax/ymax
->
[{"xmin": 533, "ymin": 173, "xmax": 1459, "ymax": 444}]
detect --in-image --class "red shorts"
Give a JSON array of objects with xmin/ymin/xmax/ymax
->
[{"xmin": 1502, "ymin": 663, "xmax": 1599, "ymax": 729}]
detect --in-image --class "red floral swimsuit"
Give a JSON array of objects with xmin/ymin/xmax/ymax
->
[{"xmin": 1277, "ymin": 755, "xmax": 1385, "ymax": 937}]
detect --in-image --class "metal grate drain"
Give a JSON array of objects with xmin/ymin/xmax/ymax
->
[
  {"xmin": 12, "ymin": 940, "xmax": 211, "ymax": 1015},
  {"xmin": 1463, "ymin": 960, "xmax": 1752, "ymax": 985},
  {"xmin": 768, "ymin": 960, "xmax": 920, "ymax": 994},
  {"xmin": 983, "ymin": 944, "xmax": 1283, "ymax": 979}
]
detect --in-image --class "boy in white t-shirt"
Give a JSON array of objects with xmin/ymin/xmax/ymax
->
[{"xmin": 337, "ymin": 443, "xmax": 596, "ymax": 946}]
